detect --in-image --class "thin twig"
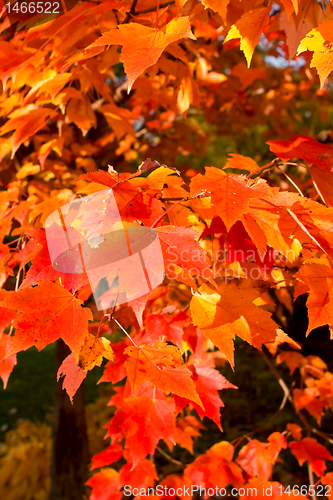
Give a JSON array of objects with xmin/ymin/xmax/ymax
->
[
  {"xmin": 312, "ymin": 179, "xmax": 328, "ymax": 205},
  {"xmin": 312, "ymin": 428, "xmax": 333, "ymax": 445},
  {"xmin": 130, "ymin": 0, "xmax": 139, "ymax": 14},
  {"xmin": 113, "ymin": 317, "xmax": 139, "ymax": 347},
  {"xmin": 261, "ymin": 350, "xmax": 293, "ymax": 405},
  {"xmin": 246, "ymin": 158, "xmax": 279, "ymax": 179},
  {"xmin": 156, "ymin": 446, "xmax": 184, "ymax": 466},
  {"xmin": 159, "ymin": 193, "xmax": 208, "ymax": 202},
  {"xmin": 308, "ymin": 464, "xmax": 317, "ymax": 499},
  {"xmin": 261, "ymin": 349, "xmax": 333, "ymax": 446},
  {"xmin": 277, "ymin": 165, "xmax": 304, "ymax": 197},
  {"xmin": 287, "ymin": 208, "xmax": 332, "ymax": 262},
  {"xmin": 152, "ymin": 197, "xmax": 188, "ymax": 228}
]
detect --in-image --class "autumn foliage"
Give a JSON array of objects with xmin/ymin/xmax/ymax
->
[{"xmin": 1, "ymin": 0, "xmax": 333, "ymax": 497}]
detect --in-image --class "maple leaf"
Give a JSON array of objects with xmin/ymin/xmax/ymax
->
[
  {"xmin": 201, "ymin": 0, "xmax": 230, "ymax": 25},
  {"xmin": 159, "ymin": 474, "xmax": 193, "ymax": 500},
  {"xmin": 20, "ymin": 229, "xmax": 89, "ymax": 293},
  {"xmin": 0, "ymin": 107, "xmax": 57, "ymax": 158},
  {"xmin": 0, "ymin": 334, "xmax": 17, "ymax": 389},
  {"xmin": 243, "ymin": 193, "xmax": 303, "ymax": 261},
  {"xmin": 190, "ymin": 167, "xmax": 273, "ymax": 231},
  {"xmin": 276, "ymin": 351, "xmax": 305, "ymax": 374},
  {"xmin": 227, "ymin": 221, "xmax": 278, "ymax": 275},
  {"xmin": 106, "ymin": 395, "xmax": 175, "ymax": 468},
  {"xmin": 236, "ymin": 433, "xmax": 287, "ymax": 480},
  {"xmin": 88, "ymin": 17, "xmax": 196, "ymax": 92},
  {"xmin": 141, "ymin": 308, "xmax": 189, "ymax": 348},
  {"xmin": 156, "ymin": 225, "xmax": 211, "ymax": 276},
  {"xmin": 66, "ymin": 98, "xmax": 97, "ymax": 135},
  {"xmin": 192, "ymin": 363, "xmax": 236, "ymax": 429},
  {"xmin": 0, "ymin": 281, "xmax": 93, "ymax": 363},
  {"xmin": 289, "ymin": 437, "xmax": 333, "ymax": 477},
  {"xmin": 295, "ymin": 258, "xmax": 333, "ymax": 335},
  {"xmin": 268, "ymin": 135, "xmax": 333, "ymax": 172},
  {"xmin": 86, "ymin": 468, "xmax": 122, "ymax": 500},
  {"xmin": 293, "ymin": 387, "xmax": 327, "ymax": 424},
  {"xmin": 57, "ymin": 353, "xmax": 87, "ymax": 403},
  {"xmin": 190, "ymin": 279, "xmax": 286, "ymax": 367},
  {"xmin": 119, "ymin": 459, "xmax": 158, "ymax": 489},
  {"xmin": 90, "ymin": 444, "xmax": 123, "ymax": 471},
  {"xmin": 310, "ymin": 165, "xmax": 333, "ymax": 207},
  {"xmin": 224, "ymin": 8, "xmax": 270, "ymax": 67},
  {"xmin": 99, "ymin": 341, "xmax": 128, "ymax": 384},
  {"xmin": 279, "ymin": 0, "xmax": 323, "ymax": 59},
  {"xmin": 124, "ymin": 342, "xmax": 203, "ymax": 407},
  {"xmin": 281, "ymin": 0, "xmax": 299, "ymax": 18},
  {"xmin": 287, "ymin": 423, "xmax": 303, "ymax": 441},
  {"xmin": 321, "ymin": 471, "xmax": 333, "ymax": 488},
  {"xmin": 170, "ymin": 415, "xmax": 205, "ymax": 453},
  {"xmin": 0, "ymin": 306, "xmax": 17, "ymax": 334},
  {"xmin": 297, "ymin": 21, "xmax": 333, "ymax": 89},
  {"xmin": 174, "ymin": 362, "xmax": 237, "ymax": 430},
  {"xmin": 78, "ymin": 334, "xmax": 114, "ymax": 371},
  {"xmin": 185, "ymin": 441, "xmax": 244, "ymax": 489},
  {"xmin": 224, "ymin": 154, "xmax": 260, "ymax": 173}
]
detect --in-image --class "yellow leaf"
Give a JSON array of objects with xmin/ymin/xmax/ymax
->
[
  {"xmin": 190, "ymin": 280, "xmax": 287, "ymax": 367},
  {"xmin": 224, "ymin": 8, "xmax": 270, "ymax": 67},
  {"xmin": 79, "ymin": 334, "xmax": 114, "ymax": 371},
  {"xmin": 297, "ymin": 21, "xmax": 333, "ymax": 88}
]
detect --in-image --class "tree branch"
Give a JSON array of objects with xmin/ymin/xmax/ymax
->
[
  {"xmin": 123, "ymin": 0, "xmax": 175, "ymax": 23},
  {"xmin": 134, "ymin": 1, "xmax": 175, "ymax": 15}
]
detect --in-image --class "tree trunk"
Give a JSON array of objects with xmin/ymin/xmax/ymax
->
[{"xmin": 50, "ymin": 339, "xmax": 88, "ymax": 500}]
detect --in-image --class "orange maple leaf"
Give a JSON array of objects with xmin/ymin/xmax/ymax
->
[
  {"xmin": 57, "ymin": 353, "xmax": 87, "ymax": 403},
  {"xmin": 185, "ymin": 440, "xmax": 244, "ymax": 489},
  {"xmin": 88, "ymin": 17, "xmax": 196, "ymax": 92},
  {"xmin": 125, "ymin": 342, "xmax": 203, "ymax": 408},
  {"xmin": 190, "ymin": 167, "xmax": 272, "ymax": 231},
  {"xmin": 0, "ymin": 107, "xmax": 57, "ymax": 158},
  {"xmin": 295, "ymin": 258, "xmax": 333, "ymax": 335},
  {"xmin": 106, "ymin": 395, "xmax": 175, "ymax": 468},
  {"xmin": 289, "ymin": 437, "xmax": 333, "ymax": 477},
  {"xmin": 224, "ymin": 8, "xmax": 270, "ymax": 67},
  {"xmin": 268, "ymin": 135, "xmax": 333, "ymax": 172},
  {"xmin": 190, "ymin": 279, "xmax": 291, "ymax": 367},
  {"xmin": 236, "ymin": 433, "xmax": 287, "ymax": 480},
  {"xmin": 0, "ymin": 334, "xmax": 17, "ymax": 389},
  {"xmin": 0, "ymin": 280, "xmax": 93, "ymax": 363}
]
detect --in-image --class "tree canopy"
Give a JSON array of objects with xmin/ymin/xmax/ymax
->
[{"xmin": 1, "ymin": 0, "xmax": 333, "ymax": 498}]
